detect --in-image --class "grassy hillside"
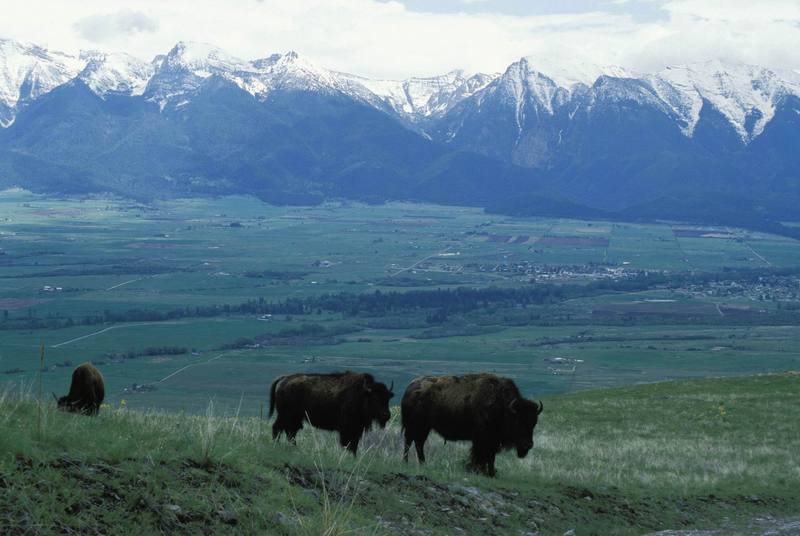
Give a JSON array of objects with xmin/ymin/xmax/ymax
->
[{"xmin": 1, "ymin": 373, "xmax": 799, "ymax": 535}]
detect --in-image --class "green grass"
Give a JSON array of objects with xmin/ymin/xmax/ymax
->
[
  {"xmin": 3, "ymin": 193, "xmax": 800, "ymax": 413},
  {"xmin": 3, "ymin": 319, "xmax": 799, "ymax": 415},
  {"xmin": 1, "ymin": 373, "xmax": 798, "ymax": 534}
]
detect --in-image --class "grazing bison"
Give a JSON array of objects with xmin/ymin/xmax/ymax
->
[
  {"xmin": 401, "ymin": 373, "xmax": 543, "ymax": 476},
  {"xmin": 55, "ymin": 362, "xmax": 105, "ymax": 416},
  {"xmin": 269, "ymin": 371, "xmax": 394, "ymax": 455}
]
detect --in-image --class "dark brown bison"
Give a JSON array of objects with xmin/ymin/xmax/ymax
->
[
  {"xmin": 55, "ymin": 362, "xmax": 105, "ymax": 416},
  {"xmin": 269, "ymin": 371, "xmax": 394, "ymax": 455},
  {"xmin": 401, "ymin": 373, "xmax": 543, "ymax": 476}
]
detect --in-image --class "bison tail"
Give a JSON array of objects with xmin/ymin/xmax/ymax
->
[{"xmin": 268, "ymin": 376, "xmax": 281, "ymax": 418}]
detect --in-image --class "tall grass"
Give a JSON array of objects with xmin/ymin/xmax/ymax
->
[
  {"xmin": 2, "ymin": 375, "xmax": 798, "ymax": 495},
  {"xmin": 0, "ymin": 373, "xmax": 798, "ymax": 534},
  {"xmin": 37, "ymin": 343, "xmax": 44, "ymax": 439}
]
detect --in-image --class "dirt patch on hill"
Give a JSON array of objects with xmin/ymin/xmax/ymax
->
[
  {"xmin": 4, "ymin": 455, "xmax": 268, "ymax": 534},
  {"xmin": 4, "ymin": 455, "xmax": 797, "ymax": 535}
]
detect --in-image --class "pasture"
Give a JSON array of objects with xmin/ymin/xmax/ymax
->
[
  {"xmin": 0, "ymin": 373, "xmax": 798, "ymax": 534},
  {"xmin": 1, "ymin": 191, "xmax": 800, "ymax": 415}
]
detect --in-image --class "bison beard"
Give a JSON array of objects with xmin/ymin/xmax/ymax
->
[
  {"xmin": 269, "ymin": 371, "xmax": 394, "ymax": 455},
  {"xmin": 401, "ymin": 373, "xmax": 543, "ymax": 477},
  {"xmin": 56, "ymin": 362, "xmax": 105, "ymax": 416}
]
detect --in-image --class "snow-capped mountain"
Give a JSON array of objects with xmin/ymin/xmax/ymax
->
[
  {"xmin": 520, "ymin": 57, "xmax": 634, "ymax": 90},
  {"xmin": 0, "ymin": 37, "xmax": 797, "ymax": 145},
  {"xmin": 441, "ymin": 55, "xmax": 800, "ymax": 143},
  {"xmin": 141, "ymin": 43, "xmax": 495, "ymax": 124},
  {"xmin": 144, "ymin": 42, "xmax": 249, "ymax": 109},
  {"xmin": 0, "ymin": 38, "xmax": 84, "ymax": 126},
  {"xmin": 0, "ymin": 37, "xmax": 799, "ymax": 234},
  {"xmin": 78, "ymin": 51, "xmax": 153, "ymax": 98},
  {"xmin": 649, "ymin": 61, "xmax": 800, "ymax": 141},
  {"xmin": 142, "ymin": 42, "xmax": 384, "ymax": 111},
  {"xmin": 486, "ymin": 56, "xmax": 637, "ymax": 118},
  {"xmin": 355, "ymin": 70, "xmax": 495, "ymax": 122}
]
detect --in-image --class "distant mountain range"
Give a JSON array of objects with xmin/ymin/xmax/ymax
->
[{"xmin": 1, "ymin": 38, "xmax": 799, "ymax": 235}]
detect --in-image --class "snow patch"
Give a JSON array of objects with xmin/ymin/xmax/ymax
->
[
  {"xmin": 356, "ymin": 70, "xmax": 494, "ymax": 120},
  {"xmin": 0, "ymin": 37, "xmax": 798, "ymax": 144},
  {"xmin": 0, "ymin": 38, "xmax": 83, "ymax": 112},
  {"xmin": 654, "ymin": 61, "xmax": 797, "ymax": 141},
  {"xmin": 520, "ymin": 56, "xmax": 635, "ymax": 89},
  {"xmin": 79, "ymin": 51, "xmax": 153, "ymax": 97}
]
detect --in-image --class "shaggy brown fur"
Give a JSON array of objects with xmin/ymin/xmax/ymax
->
[
  {"xmin": 269, "ymin": 371, "xmax": 394, "ymax": 455},
  {"xmin": 401, "ymin": 373, "xmax": 543, "ymax": 476},
  {"xmin": 56, "ymin": 362, "xmax": 105, "ymax": 416}
]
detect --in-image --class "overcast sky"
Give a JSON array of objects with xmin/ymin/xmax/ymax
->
[{"xmin": 1, "ymin": 0, "xmax": 797, "ymax": 79}]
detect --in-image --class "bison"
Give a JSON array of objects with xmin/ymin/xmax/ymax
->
[
  {"xmin": 269, "ymin": 371, "xmax": 394, "ymax": 455},
  {"xmin": 401, "ymin": 373, "xmax": 543, "ymax": 476},
  {"xmin": 54, "ymin": 362, "xmax": 105, "ymax": 416}
]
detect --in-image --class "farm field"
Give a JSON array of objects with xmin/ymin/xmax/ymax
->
[{"xmin": 1, "ymin": 190, "xmax": 799, "ymax": 415}]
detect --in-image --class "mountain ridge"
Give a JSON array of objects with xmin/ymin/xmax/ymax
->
[
  {"xmin": 2, "ymin": 38, "xmax": 798, "ymax": 141},
  {"xmin": 0, "ymin": 37, "xmax": 799, "ymax": 237}
]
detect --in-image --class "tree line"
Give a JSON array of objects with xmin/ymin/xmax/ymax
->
[{"xmin": 2, "ymin": 266, "xmax": 799, "ymax": 331}]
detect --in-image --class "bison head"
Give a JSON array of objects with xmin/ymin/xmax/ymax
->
[
  {"xmin": 54, "ymin": 393, "xmax": 72, "ymax": 412},
  {"xmin": 362, "ymin": 378, "xmax": 394, "ymax": 429},
  {"xmin": 507, "ymin": 398, "xmax": 543, "ymax": 458}
]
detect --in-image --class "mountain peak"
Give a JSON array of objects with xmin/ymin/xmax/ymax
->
[
  {"xmin": 356, "ymin": 69, "xmax": 494, "ymax": 121},
  {"xmin": 0, "ymin": 37, "xmax": 83, "ymax": 122},
  {"xmin": 78, "ymin": 51, "xmax": 153, "ymax": 98},
  {"xmin": 0, "ymin": 37, "xmax": 798, "ymax": 145},
  {"xmin": 163, "ymin": 41, "xmax": 245, "ymax": 72},
  {"xmin": 655, "ymin": 60, "xmax": 795, "ymax": 140},
  {"xmin": 518, "ymin": 56, "xmax": 634, "ymax": 89}
]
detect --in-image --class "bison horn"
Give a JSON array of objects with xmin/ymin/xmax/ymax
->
[
  {"xmin": 389, "ymin": 380, "xmax": 394, "ymax": 393},
  {"xmin": 51, "ymin": 392, "xmax": 58, "ymax": 402},
  {"xmin": 537, "ymin": 400, "xmax": 544, "ymax": 415},
  {"xmin": 509, "ymin": 398, "xmax": 519, "ymax": 414},
  {"xmin": 363, "ymin": 377, "xmax": 372, "ymax": 393}
]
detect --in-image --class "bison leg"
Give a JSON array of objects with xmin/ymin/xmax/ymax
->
[
  {"xmin": 412, "ymin": 428, "xmax": 430, "ymax": 464},
  {"xmin": 403, "ymin": 435, "xmax": 412, "ymax": 462},
  {"xmin": 273, "ymin": 414, "xmax": 302, "ymax": 444},
  {"xmin": 90, "ymin": 397, "xmax": 101, "ymax": 416},
  {"xmin": 468, "ymin": 441, "xmax": 498, "ymax": 477},
  {"xmin": 285, "ymin": 422, "xmax": 302, "ymax": 444},
  {"xmin": 485, "ymin": 452, "xmax": 497, "ymax": 477},
  {"xmin": 339, "ymin": 430, "xmax": 362, "ymax": 456},
  {"xmin": 272, "ymin": 418, "xmax": 284, "ymax": 441},
  {"xmin": 402, "ymin": 425, "xmax": 416, "ymax": 462},
  {"xmin": 272, "ymin": 413, "xmax": 290, "ymax": 441}
]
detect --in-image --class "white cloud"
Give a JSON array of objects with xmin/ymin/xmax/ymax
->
[
  {"xmin": 627, "ymin": 0, "xmax": 800, "ymax": 71},
  {"xmin": 0, "ymin": 0, "xmax": 795, "ymax": 79},
  {"xmin": 74, "ymin": 9, "xmax": 159, "ymax": 43}
]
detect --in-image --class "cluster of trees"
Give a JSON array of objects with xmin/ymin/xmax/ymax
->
[
  {"xmin": 243, "ymin": 270, "xmax": 309, "ymax": 280},
  {"xmin": 4, "ymin": 266, "xmax": 800, "ymax": 332},
  {"xmin": 220, "ymin": 323, "xmax": 357, "ymax": 349}
]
